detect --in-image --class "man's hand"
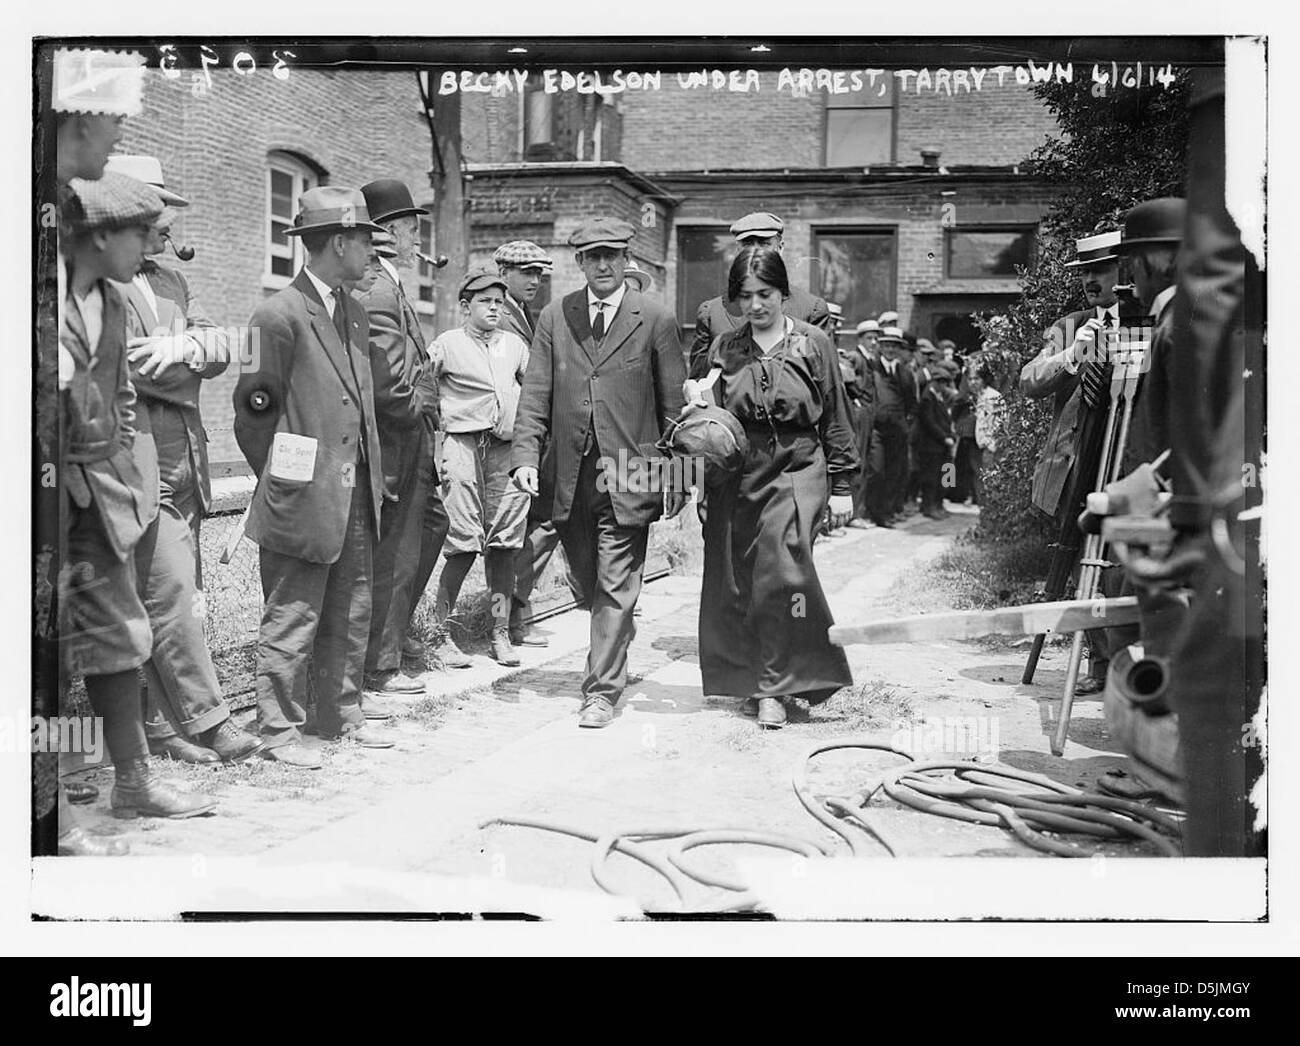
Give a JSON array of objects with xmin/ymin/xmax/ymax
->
[
  {"xmin": 827, "ymin": 494, "xmax": 853, "ymax": 530},
  {"xmin": 1065, "ymin": 317, "xmax": 1105, "ymax": 368},
  {"xmin": 128, "ymin": 333, "xmax": 195, "ymax": 377},
  {"xmin": 664, "ymin": 489, "xmax": 686, "ymax": 519},
  {"xmin": 513, "ymin": 466, "xmax": 539, "ymax": 497}
]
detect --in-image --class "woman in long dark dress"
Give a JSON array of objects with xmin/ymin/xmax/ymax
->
[{"xmin": 685, "ymin": 246, "xmax": 859, "ymax": 728}]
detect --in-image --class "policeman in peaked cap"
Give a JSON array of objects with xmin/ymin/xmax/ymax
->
[
  {"xmin": 687, "ymin": 210, "xmax": 833, "ymax": 379},
  {"xmin": 510, "ymin": 216, "xmax": 686, "ymax": 728}
]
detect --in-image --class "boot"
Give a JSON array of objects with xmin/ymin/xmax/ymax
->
[
  {"xmin": 110, "ymin": 757, "xmax": 218, "ymax": 819},
  {"xmin": 430, "ymin": 628, "xmax": 473, "ymax": 669},
  {"xmin": 490, "ymin": 627, "xmax": 521, "ymax": 667}
]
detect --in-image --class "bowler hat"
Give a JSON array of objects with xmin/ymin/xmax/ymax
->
[
  {"xmin": 361, "ymin": 179, "xmax": 429, "ymax": 224},
  {"xmin": 730, "ymin": 211, "xmax": 785, "ymax": 240},
  {"xmin": 104, "ymin": 155, "xmax": 188, "ymax": 207},
  {"xmin": 1064, "ymin": 229, "xmax": 1121, "ymax": 268},
  {"xmin": 569, "ymin": 217, "xmax": 636, "ymax": 253},
  {"xmin": 1113, "ymin": 198, "xmax": 1186, "ymax": 252},
  {"xmin": 459, "ymin": 264, "xmax": 508, "ymax": 300},
  {"xmin": 284, "ymin": 186, "xmax": 385, "ymax": 237}
]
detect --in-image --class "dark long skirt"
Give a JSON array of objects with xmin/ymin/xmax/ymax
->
[{"xmin": 699, "ymin": 428, "xmax": 853, "ymax": 704}]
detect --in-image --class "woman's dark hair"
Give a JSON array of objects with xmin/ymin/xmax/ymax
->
[{"xmin": 726, "ymin": 244, "xmax": 790, "ymax": 303}]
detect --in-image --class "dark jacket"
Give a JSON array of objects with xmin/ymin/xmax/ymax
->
[
  {"xmin": 234, "ymin": 269, "xmax": 385, "ymax": 564},
  {"xmin": 689, "ymin": 286, "xmax": 831, "ymax": 379},
  {"xmin": 512, "ymin": 287, "xmax": 686, "ymax": 528},
  {"xmin": 917, "ymin": 386, "xmax": 954, "ymax": 450}
]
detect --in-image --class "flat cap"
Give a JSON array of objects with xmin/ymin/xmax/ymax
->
[
  {"xmin": 730, "ymin": 211, "xmax": 785, "ymax": 240},
  {"xmin": 494, "ymin": 239, "xmax": 553, "ymax": 270},
  {"xmin": 568, "ymin": 217, "xmax": 636, "ymax": 252},
  {"xmin": 929, "ymin": 360, "xmax": 959, "ymax": 381},
  {"xmin": 458, "ymin": 263, "xmax": 508, "ymax": 299},
  {"xmin": 66, "ymin": 171, "xmax": 164, "ymax": 232}
]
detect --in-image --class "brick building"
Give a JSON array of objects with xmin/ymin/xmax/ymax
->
[
  {"xmin": 118, "ymin": 62, "xmax": 1064, "ymax": 463},
  {"xmin": 117, "ymin": 68, "xmax": 435, "ymax": 466}
]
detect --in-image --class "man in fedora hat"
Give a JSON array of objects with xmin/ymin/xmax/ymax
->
[
  {"xmin": 234, "ymin": 186, "xmax": 391, "ymax": 768},
  {"xmin": 688, "ymin": 211, "xmax": 831, "ymax": 379},
  {"xmin": 512, "ymin": 217, "xmax": 686, "ymax": 728},
  {"xmin": 1021, "ymin": 227, "xmax": 1127, "ymax": 695},
  {"xmin": 355, "ymin": 179, "xmax": 452, "ymax": 695},
  {"xmin": 862, "ymin": 326, "xmax": 917, "ymax": 528}
]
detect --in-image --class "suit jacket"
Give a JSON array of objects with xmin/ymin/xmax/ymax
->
[
  {"xmin": 116, "ymin": 263, "xmax": 228, "ymax": 513},
  {"xmin": 61, "ymin": 278, "xmax": 157, "ymax": 560},
  {"xmin": 917, "ymin": 387, "xmax": 954, "ymax": 448},
  {"xmin": 1121, "ymin": 291, "xmax": 1180, "ymax": 478},
  {"xmin": 355, "ymin": 264, "xmax": 428, "ymax": 499},
  {"xmin": 1020, "ymin": 307, "xmax": 1095, "ymax": 516},
  {"xmin": 500, "ymin": 294, "xmax": 536, "ymax": 344},
  {"xmin": 234, "ymin": 269, "xmax": 385, "ymax": 564},
  {"xmin": 870, "ymin": 354, "xmax": 917, "ymax": 424},
  {"xmin": 688, "ymin": 286, "xmax": 831, "ymax": 379},
  {"xmin": 511, "ymin": 287, "xmax": 686, "ymax": 528}
]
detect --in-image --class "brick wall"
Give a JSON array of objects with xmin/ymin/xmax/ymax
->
[{"xmin": 118, "ymin": 68, "xmax": 433, "ymax": 465}]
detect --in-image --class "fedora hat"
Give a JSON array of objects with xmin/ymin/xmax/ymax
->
[
  {"xmin": 104, "ymin": 154, "xmax": 188, "ymax": 207},
  {"xmin": 360, "ymin": 179, "xmax": 429, "ymax": 224},
  {"xmin": 1113, "ymin": 198, "xmax": 1186, "ymax": 252},
  {"xmin": 1064, "ymin": 229, "xmax": 1121, "ymax": 268},
  {"xmin": 284, "ymin": 186, "xmax": 385, "ymax": 237}
]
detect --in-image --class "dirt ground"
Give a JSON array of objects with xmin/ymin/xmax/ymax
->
[{"xmin": 49, "ymin": 505, "xmax": 1169, "ymax": 917}]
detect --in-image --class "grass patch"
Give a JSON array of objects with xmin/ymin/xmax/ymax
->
[
  {"xmin": 815, "ymin": 679, "xmax": 916, "ymax": 731},
  {"xmin": 882, "ymin": 531, "xmax": 1054, "ymax": 618}
]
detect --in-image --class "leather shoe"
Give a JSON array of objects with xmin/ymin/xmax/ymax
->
[
  {"xmin": 509, "ymin": 615, "xmax": 549, "ymax": 647},
  {"xmin": 847, "ymin": 518, "xmax": 872, "ymax": 530},
  {"xmin": 199, "ymin": 720, "xmax": 264, "ymax": 763},
  {"xmin": 1074, "ymin": 676, "xmax": 1106, "ymax": 697},
  {"xmin": 431, "ymin": 631, "xmax": 473, "ymax": 669},
  {"xmin": 361, "ymin": 699, "xmax": 394, "ymax": 721},
  {"xmin": 757, "ymin": 697, "xmax": 787, "ymax": 729},
  {"xmin": 148, "ymin": 734, "xmax": 220, "ymax": 765},
  {"xmin": 260, "ymin": 744, "xmax": 322, "ymax": 769},
  {"xmin": 110, "ymin": 757, "xmax": 218, "ymax": 819},
  {"xmin": 365, "ymin": 670, "xmax": 426, "ymax": 695},
  {"xmin": 337, "ymin": 725, "xmax": 395, "ymax": 749},
  {"xmin": 739, "ymin": 697, "xmax": 758, "ymax": 717},
  {"xmin": 58, "ymin": 826, "xmax": 130, "ymax": 857},
  {"xmin": 65, "ymin": 780, "xmax": 99, "ymax": 804},
  {"xmin": 490, "ymin": 628, "xmax": 521, "ymax": 667},
  {"xmin": 578, "ymin": 697, "xmax": 615, "ymax": 729}
]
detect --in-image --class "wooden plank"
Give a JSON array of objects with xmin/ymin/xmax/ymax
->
[{"xmin": 829, "ymin": 597, "xmax": 1141, "ymax": 647}]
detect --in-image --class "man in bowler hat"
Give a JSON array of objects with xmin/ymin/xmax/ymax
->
[
  {"xmin": 234, "ymin": 187, "xmax": 391, "ymax": 767},
  {"xmin": 511, "ymin": 217, "xmax": 686, "ymax": 728}
]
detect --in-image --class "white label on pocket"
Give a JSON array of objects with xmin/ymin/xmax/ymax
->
[{"xmin": 268, "ymin": 432, "xmax": 318, "ymax": 481}]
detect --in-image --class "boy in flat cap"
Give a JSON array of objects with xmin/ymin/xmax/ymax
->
[
  {"xmin": 60, "ymin": 171, "xmax": 217, "ymax": 820},
  {"xmin": 494, "ymin": 239, "xmax": 552, "ymax": 343},
  {"xmin": 233, "ymin": 187, "xmax": 390, "ymax": 768},
  {"xmin": 688, "ymin": 212, "xmax": 831, "ymax": 380},
  {"xmin": 512, "ymin": 217, "xmax": 686, "ymax": 728},
  {"xmin": 426, "ymin": 266, "xmax": 533, "ymax": 666}
]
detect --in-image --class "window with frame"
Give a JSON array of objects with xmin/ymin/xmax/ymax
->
[
  {"xmin": 824, "ymin": 75, "xmax": 895, "ymax": 167},
  {"xmin": 676, "ymin": 226, "xmax": 736, "ymax": 335},
  {"xmin": 945, "ymin": 225, "xmax": 1037, "ymax": 279},
  {"xmin": 813, "ymin": 229, "xmax": 897, "ymax": 326},
  {"xmin": 265, "ymin": 152, "xmax": 319, "ymax": 283}
]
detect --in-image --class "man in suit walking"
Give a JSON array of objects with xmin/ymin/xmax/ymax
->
[
  {"xmin": 511, "ymin": 218, "xmax": 686, "ymax": 728},
  {"xmin": 355, "ymin": 178, "xmax": 449, "ymax": 695},
  {"xmin": 688, "ymin": 211, "xmax": 832, "ymax": 379},
  {"xmin": 863, "ymin": 326, "xmax": 917, "ymax": 527},
  {"xmin": 234, "ymin": 186, "xmax": 391, "ymax": 768},
  {"xmin": 106, "ymin": 158, "xmax": 262, "ymax": 765},
  {"xmin": 1021, "ymin": 229, "xmax": 1124, "ymax": 695}
]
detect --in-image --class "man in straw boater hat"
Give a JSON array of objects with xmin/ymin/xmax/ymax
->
[
  {"xmin": 60, "ymin": 171, "xmax": 219, "ymax": 823},
  {"xmin": 511, "ymin": 217, "xmax": 686, "ymax": 728},
  {"xmin": 687, "ymin": 211, "xmax": 832, "ymax": 380},
  {"xmin": 1020, "ymin": 225, "xmax": 1125, "ymax": 696},
  {"xmin": 354, "ymin": 180, "xmax": 453, "ymax": 697},
  {"xmin": 103, "ymin": 156, "xmax": 262, "ymax": 767},
  {"xmin": 233, "ymin": 187, "xmax": 390, "ymax": 768}
]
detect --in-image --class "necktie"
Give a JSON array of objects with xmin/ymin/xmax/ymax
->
[
  {"xmin": 332, "ymin": 288, "xmax": 368, "ymax": 462},
  {"xmin": 332, "ymin": 288, "xmax": 350, "ymax": 348},
  {"xmin": 592, "ymin": 301, "xmax": 606, "ymax": 343}
]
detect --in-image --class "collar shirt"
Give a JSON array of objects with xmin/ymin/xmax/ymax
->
[
  {"xmin": 1096, "ymin": 302, "xmax": 1120, "ymax": 328},
  {"xmin": 304, "ymin": 264, "xmax": 339, "ymax": 319},
  {"xmin": 587, "ymin": 282, "xmax": 627, "ymax": 331},
  {"xmin": 132, "ymin": 272, "xmax": 159, "ymax": 319},
  {"xmin": 72, "ymin": 284, "xmax": 105, "ymax": 358},
  {"xmin": 1149, "ymin": 285, "xmax": 1176, "ymax": 321},
  {"xmin": 379, "ymin": 257, "xmax": 402, "ymax": 289}
]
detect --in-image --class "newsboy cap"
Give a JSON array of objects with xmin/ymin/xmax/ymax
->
[
  {"xmin": 494, "ymin": 239, "xmax": 553, "ymax": 270},
  {"xmin": 66, "ymin": 171, "xmax": 164, "ymax": 232},
  {"xmin": 361, "ymin": 179, "xmax": 429, "ymax": 224},
  {"xmin": 458, "ymin": 264, "xmax": 508, "ymax": 299},
  {"xmin": 568, "ymin": 217, "xmax": 636, "ymax": 253},
  {"xmin": 730, "ymin": 211, "xmax": 785, "ymax": 240},
  {"xmin": 104, "ymin": 155, "xmax": 188, "ymax": 208},
  {"xmin": 285, "ymin": 186, "xmax": 385, "ymax": 237}
]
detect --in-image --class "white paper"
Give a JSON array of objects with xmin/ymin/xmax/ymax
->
[{"xmin": 268, "ymin": 432, "xmax": 318, "ymax": 482}]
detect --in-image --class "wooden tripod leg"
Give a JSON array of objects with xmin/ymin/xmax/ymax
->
[{"xmin": 1052, "ymin": 630, "xmax": 1089, "ymax": 755}]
